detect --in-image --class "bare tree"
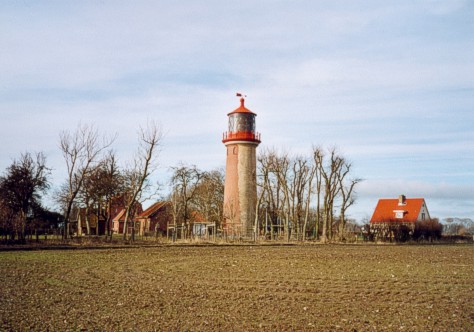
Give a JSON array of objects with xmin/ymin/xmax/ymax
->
[
  {"xmin": 258, "ymin": 151, "xmax": 314, "ymax": 241},
  {"xmin": 122, "ymin": 121, "xmax": 163, "ymax": 241},
  {"xmin": 314, "ymin": 147, "xmax": 343, "ymax": 242},
  {"xmin": 254, "ymin": 175, "xmax": 267, "ymax": 241},
  {"xmin": 302, "ymin": 161, "xmax": 316, "ymax": 241},
  {"xmin": 169, "ymin": 164, "xmax": 204, "ymax": 239},
  {"xmin": 267, "ymin": 150, "xmax": 292, "ymax": 242},
  {"xmin": 337, "ymin": 160, "xmax": 362, "ymax": 240},
  {"xmin": 289, "ymin": 156, "xmax": 312, "ymax": 241},
  {"xmin": 257, "ymin": 148, "xmax": 291, "ymax": 241},
  {"xmin": 78, "ymin": 150, "xmax": 123, "ymax": 237},
  {"xmin": 168, "ymin": 189, "xmax": 182, "ymax": 241},
  {"xmin": 256, "ymin": 150, "xmax": 273, "ymax": 239},
  {"xmin": 59, "ymin": 124, "xmax": 114, "ymax": 238},
  {"xmin": 311, "ymin": 146, "xmax": 324, "ymax": 240},
  {"xmin": 257, "ymin": 146, "xmax": 361, "ymax": 243},
  {"xmin": 100, "ymin": 151, "xmax": 123, "ymax": 239},
  {"xmin": 193, "ymin": 169, "xmax": 224, "ymax": 237}
]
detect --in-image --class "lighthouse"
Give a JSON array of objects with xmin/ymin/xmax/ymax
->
[{"xmin": 222, "ymin": 94, "xmax": 261, "ymax": 238}]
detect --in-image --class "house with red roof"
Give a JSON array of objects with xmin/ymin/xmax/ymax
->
[
  {"xmin": 370, "ymin": 195, "xmax": 431, "ymax": 237},
  {"xmin": 112, "ymin": 202, "xmax": 143, "ymax": 235},
  {"xmin": 135, "ymin": 201, "xmax": 172, "ymax": 236},
  {"xmin": 70, "ymin": 195, "xmax": 128, "ymax": 236}
]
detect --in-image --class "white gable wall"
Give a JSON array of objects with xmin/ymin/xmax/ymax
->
[{"xmin": 416, "ymin": 200, "xmax": 432, "ymax": 221}]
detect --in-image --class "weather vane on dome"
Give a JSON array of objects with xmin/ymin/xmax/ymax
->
[{"xmin": 236, "ymin": 92, "xmax": 247, "ymax": 98}]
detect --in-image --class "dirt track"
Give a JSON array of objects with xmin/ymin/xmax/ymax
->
[{"xmin": 1, "ymin": 244, "xmax": 473, "ymax": 331}]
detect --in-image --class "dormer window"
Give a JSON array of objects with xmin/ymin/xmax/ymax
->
[{"xmin": 394, "ymin": 210, "xmax": 405, "ymax": 219}]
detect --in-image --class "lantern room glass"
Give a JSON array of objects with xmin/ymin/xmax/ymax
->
[{"xmin": 228, "ymin": 113, "xmax": 255, "ymax": 133}]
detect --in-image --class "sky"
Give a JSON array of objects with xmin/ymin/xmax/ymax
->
[{"xmin": 1, "ymin": 0, "xmax": 473, "ymax": 222}]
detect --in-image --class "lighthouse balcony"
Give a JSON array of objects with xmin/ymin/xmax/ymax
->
[{"xmin": 222, "ymin": 131, "xmax": 261, "ymax": 143}]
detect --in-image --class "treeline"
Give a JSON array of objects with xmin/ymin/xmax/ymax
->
[
  {"xmin": 253, "ymin": 147, "xmax": 361, "ymax": 242},
  {"xmin": 0, "ymin": 122, "xmax": 365, "ymax": 242},
  {"xmin": 168, "ymin": 165, "xmax": 224, "ymax": 240},
  {"xmin": 166, "ymin": 165, "xmax": 469, "ymax": 242},
  {"xmin": 166, "ymin": 147, "xmax": 363, "ymax": 242},
  {"xmin": 0, "ymin": 122, "xmax": 162, "ymax": 242},
  {"xmin": 0, "ymin": 122, "xmax": 226, "ymax": 242},
  {"xmin": 442, "ymin": 218, "xmax": 474, "ymax": 236}
]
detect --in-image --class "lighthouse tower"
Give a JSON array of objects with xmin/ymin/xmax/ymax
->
[{"xmin": 222, "ymin": 95, "xmax": 261, "ymax": 238}]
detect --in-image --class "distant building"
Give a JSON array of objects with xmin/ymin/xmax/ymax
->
[
  {"xmin": 135, "ymin": 201, "xmax": 172, "ymax": 236},
  {"xmin": 74, "ymin": 207, "xmax": 106, "ymax": 236},
  {"xmin": 112, "ymin": 202, "xmax": 143, "ymax": 235},
  {"xmin": 370, "ymin": 194, "xmax": 431, "ymax": 236},
  {"xmin": 71, "ymin": 196, "xmax": 127, "ymax": 236}
]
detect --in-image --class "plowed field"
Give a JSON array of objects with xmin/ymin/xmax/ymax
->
[{"xmin": 1, "ymin": 244, "xmax": 473, "ymax": 331}]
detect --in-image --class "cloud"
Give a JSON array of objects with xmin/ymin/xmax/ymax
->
[
  {"xmin": 358, "ymin": 179, "xmax": 474, "ymax": 200},
  {"xmin": 0, "ymin": 1, "xmax": 473, "ymax": 219}
]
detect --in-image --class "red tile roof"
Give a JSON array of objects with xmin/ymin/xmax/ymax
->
[
  {"xmin": 227, "ymin": 98, "xmax": 256, "ymax": 115},
  {"xmin": 138, "ymin": 201, "xmax": 169, "ymax": 218},
  {"xmin": 112, "ymin": 209, "xmax": 127, "ymax": 222},
  {"xmin": 370, "ymin": 198, "xmax": 426, "ymax": 223}
]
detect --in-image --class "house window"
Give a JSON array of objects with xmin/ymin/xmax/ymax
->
[
  {"xmin": 422, "ymin": 213, "xmax": 425, "ymax": 220},
  {"xmin": 395, "ymin": 211, "xmax": 404, "ymax": 219}
]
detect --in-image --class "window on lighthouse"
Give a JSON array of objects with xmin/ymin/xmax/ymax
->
[
  {"xmin": 229, "ymin": 114, "xmax": 235, "ymax": 133},
  {"xmin": 244, "ymin": 116, "xmax": 255, "ymax": 132},
  {"xmin": 228, "ymin": 114, "xmax": 236, "ymax": 132}
]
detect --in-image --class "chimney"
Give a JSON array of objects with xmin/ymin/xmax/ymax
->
[{"xmin": 398, "ymin": 194, "xmax": 406, "ymax": 205}]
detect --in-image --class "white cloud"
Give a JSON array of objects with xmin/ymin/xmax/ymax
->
[
  {"xmin": 0, "ymin": 1, "xmax": 473, "ymax": 219},
  {"xmin": 358, "ymin": 179, "xmax": 474, "ymax": 200}
]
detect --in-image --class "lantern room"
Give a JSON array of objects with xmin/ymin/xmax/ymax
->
[{"xmin": 222, "ymin": 97, "xmax": 261, "ymax": 144}]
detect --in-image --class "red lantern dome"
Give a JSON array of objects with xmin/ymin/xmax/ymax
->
[{"xmin": 222, "ymin": 97, "xmax": 261, "ymax": 144}]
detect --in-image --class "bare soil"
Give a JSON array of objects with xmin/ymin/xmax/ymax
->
[{"xmin": 1, "ymin": 244, "xmax": 473, "ymax": 331}]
